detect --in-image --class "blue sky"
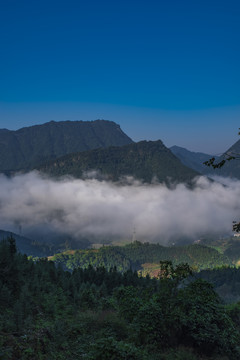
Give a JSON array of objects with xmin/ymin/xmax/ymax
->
[{"xmin": 0, "ymin": 0, "xmax": 239, "ymax": 154}]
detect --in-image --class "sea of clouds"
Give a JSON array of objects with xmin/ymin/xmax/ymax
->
[{"xmin": 0, "ymin": 171, "xmax": 240, "ymax": 244}]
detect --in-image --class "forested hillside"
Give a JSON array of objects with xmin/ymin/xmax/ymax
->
[
  {"xmin": 0, "ymin": 120, "xmax": 133, "ymax": 173},
  {"xmin": 200, "ymin": 236, "xmax": 240, "ymax": 264},
  {"xmin": 1, "ymin": 237, "xmax": 240, "ymax": 359},
  {"xmin": 51, "ymin": 241, "xmax": 231, "ymax": 273},
  {"xmin": 38, "ymin": 140, "xmax": 199, "ymax": 183}
]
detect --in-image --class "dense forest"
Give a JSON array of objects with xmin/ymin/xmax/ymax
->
[
  {"xmin": 1, "ymin": 237, "xmax": 240, "ymax": 359},
  {"xmin": 38, "ymin": 140, "xmax": 199, "ymax": 184},
  {"xmin": 50, "ymin": 241, "xmax": 232, "ymax": 273}
]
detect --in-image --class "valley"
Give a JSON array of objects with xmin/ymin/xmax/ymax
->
[
  {"xmin": 1, "ymin": 120, "xmax": 240, "ymax": 359},
  {"xmin": 1, "ymin": 1, "xmax": 238, "ymax": 357}
]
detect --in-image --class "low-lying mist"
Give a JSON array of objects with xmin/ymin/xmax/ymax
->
[{"xmin": 0, "ymin": 171, "xmax": 239, "ymax": 245}]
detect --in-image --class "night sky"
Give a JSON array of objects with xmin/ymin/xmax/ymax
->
[{"xmin": 0, "ymin": 0, "xmax": 239, "ymax": 153}]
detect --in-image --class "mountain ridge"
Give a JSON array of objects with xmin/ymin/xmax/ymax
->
[
  {"xmin": 37, "ymin": 139, "xmax": 200, "ymax": 183},
  {"xmin": 170, "ymin": 145, "xmax": 219, "ymax": 174},
  {"xmin": 210, "ymin": 139, "xmax": 240, "ymax": 178},
  {"xmin": 0, "ymin": 120, "xmax": 133, "ymax": 173}
]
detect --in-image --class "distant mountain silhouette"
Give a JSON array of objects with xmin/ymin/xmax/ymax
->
[
  {"xmin": 38, "ymin": 140, "xmax": 199, "ymax": 184},
  {"xmin": 0, "ymin": 229, "xmax": 90, "ymax": 257},
  {"xmin": 0, "ymin": 229, "xmax": 46, "ymax": 256},
  {"xmin": 170, "ymin": 145, "xmax": 219, "ymax": 174},
  {"xmin": 205, "ymin": 139, "xmax": 240, "ymax": 179},
  {"xmin": 0, "ymin": 120, "xmax": 133, "ymax": 173}
]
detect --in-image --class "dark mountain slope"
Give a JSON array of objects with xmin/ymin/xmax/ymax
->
[
  {"xmin": 38, "ymin": 140, "xmax": 199, "ymax": 183},
  {"xmin": 175, "ymin": 139, "xmax": 240, "ymax": 179},
  {"xmin": 170, "ymin": 145, "xmax": 219, "ymax": 174},
  {"xmin": 208, "ymin": 139, "xmax": 240, "ymax": 179},
  {"xmin": 0, "ymin": 229, "xmax": 45, "ymax": 256},
  {"xmin": 0, "ymin": 229, "xmax": 89, "ymax": 257},
  {"xmin": 0, "ymin": 120, "xmax": 133, "ymax": 172}
]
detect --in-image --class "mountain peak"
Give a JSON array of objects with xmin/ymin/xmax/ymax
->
[
  {"xmin": 38, "ymin": 140, "xmax": 199, "ymax": 184},
  {"xmin": 0, "ymin": 120, "xmax": 133, "ymax": 173}
]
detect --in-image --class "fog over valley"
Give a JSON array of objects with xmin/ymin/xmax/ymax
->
[{"xmin": 0, "ymin": 171, "xmax": 239, "ymax": 244}]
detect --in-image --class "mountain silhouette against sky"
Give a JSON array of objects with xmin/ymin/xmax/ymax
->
[
  {"xmin": 1, "ymin": 119, "xmax": 239, "ymax": 181},
  {"xmin": 170, "ymin": 145, "xmax": 219, "ymax": 175},
  {"xmin": 0, "ymin": 120, "xmax": 133, "ymax": 173}
]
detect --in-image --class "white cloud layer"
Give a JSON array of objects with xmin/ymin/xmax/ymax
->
[{"xmin": 0, "ymin": 172, "xmax": 239, "ymax": 244}]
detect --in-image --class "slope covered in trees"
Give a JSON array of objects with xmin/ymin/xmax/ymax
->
[
  {"xmin": 51, "ymin": 241, "xmax": 231, "ymax": 273},
  {"xmin": 200, "ymin": 236, "xmax": 240, "ymax": 264},
  {"xmin": 0, "ymin": 120, "xmax": 133, "ymax": 173},
  {"xmin": 1, "ymin": 237, "xmax": 240, "ymax": 359},
  {"xmin": 38, "ymin": 140, "xmax": 199, "ymax": 184}
]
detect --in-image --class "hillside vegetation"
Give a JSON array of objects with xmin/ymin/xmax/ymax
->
[
  {"xmin": 0, "ymin": 120, "xmax": 133, "ymax": 172},
  {"xmin": 51, "ymin": 241, "xmax": 231, "ymax": 273},
  {"xmin": 38, "ymin": 140, "xmax": 199, "ymax": 183},
  {"xmin": 1, "ymin": 237, "xmax": 240, "ymax": 359}
]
